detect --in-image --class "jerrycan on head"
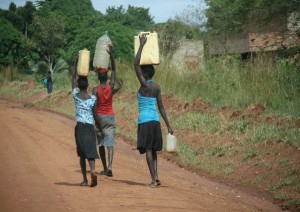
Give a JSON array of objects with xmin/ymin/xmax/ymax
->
[
  {"xmin": 93, "ymin": 31, "xmax": 112, "ymax": 70},
  {"xmin": 134, "ymin": 31, "xmax": 160, "ymax": 65},
  {"xmin": 77, "ymin": 48, "xmax": 90, "ymax": 77}
]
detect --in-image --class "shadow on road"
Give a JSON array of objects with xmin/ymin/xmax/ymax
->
[
  {"xmin": 109, "ymin": 178, "xmax": 147, "ymax": 186},
  {"xmin": 54, "ymin": 182, "xmax": 80, "ymax": 187}
]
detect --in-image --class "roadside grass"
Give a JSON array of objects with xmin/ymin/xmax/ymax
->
[
  {"xmin": 0, "ymin": 66, "xmax": 24, "ymax": 82},
  {"xmin": 174, "ymin": 112, "xmax": 225, "ymax": 133},
  {"xmin": 118, "ymin": 55, "xmax": 300, "ymax": 117},
  {"xmin": 248, "ymin": 124, "xmax": 300, "ymax": 149},
  {"xmin": 0, "ymin": 81, "xmax": 24, "ymax": 97}
]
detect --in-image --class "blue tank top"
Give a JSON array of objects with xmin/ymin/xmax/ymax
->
[{"xmin": 137, "ymin": 86, "xmax": 160, "ymax": 124}]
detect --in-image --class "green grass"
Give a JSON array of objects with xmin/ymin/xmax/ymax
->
[
  {"xmin": 117, "ymin": 55, "xmax": 300, "ymax": 118},
  {"xmin": 283, "ymin": 198, "xmax": 300, "ymax": 207},
  {"xmin": 231, "ymin": 119, "xmax": 253, "ymax": 133},
  {"xmin": 247, "ymin": 124, "xmax": 300, "ymax": 148},
  {"xmin": 269, "ymin": 176, "xmax": 299, "ymax": 192},
  {"xmin": 174, "ymin": 112, "xmax": 225, "ymax": 133}
]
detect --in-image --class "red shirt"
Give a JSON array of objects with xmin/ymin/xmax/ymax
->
[{"xmin": 96, "ymin": 84, "xmax": 114, "ymax": 115}]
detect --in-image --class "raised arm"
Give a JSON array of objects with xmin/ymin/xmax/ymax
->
[
  {"xmin": 157, "ymin": 88, "xmax": 173, "ymax": 134},
  {"xmin": 72, "ymin": 56, "xmax": 79, "ymax": 90},
  {"xmin": 108, "ymin": 45, "xmax": 116, "ymax": 90},
  {"xmin": 134, "ymin": 35, "xmax": 147, "ymax": 87}
]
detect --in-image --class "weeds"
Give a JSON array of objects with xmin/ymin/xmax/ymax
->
[
  {"xmin": 174, "ymin": 112, "xmax": 224, "ymax": 133},
  {"xmin": 248, "ymin": 124, "xmax": 300, "ymax": 148}
]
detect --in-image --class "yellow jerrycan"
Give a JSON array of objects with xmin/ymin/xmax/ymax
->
[
  {"xmin": 93, "ymin": 31, "xmax": 112, "ymax": 69},
  {"xmin": 134, "ymin": 31, "xmax": 160, "ymax": 65},
  {"xmin": 77, "ymin": 49, "xmax": 90, "ymax": 76}
]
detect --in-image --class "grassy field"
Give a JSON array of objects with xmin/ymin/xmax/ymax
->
[{"xmin": 0, "ymin": 55, "xmax": 299, "ymax": 209}]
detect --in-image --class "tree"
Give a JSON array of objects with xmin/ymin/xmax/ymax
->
[
  {"xmin": 203, "ymin": 0, "xmax": 300, "ymax": 35},
  {"xmin": 0, "ymin": 17, "xmax": 35, "ymax": 69},
  {"xmin": 18, "ymin": 1, "xmax": 36, "ymax": 38},
  {"xmin": 66, "ymin": 22, "xmax": 136, "ymax": 64},
  {"xmin": 31, "ymin": 12, "xmax": 66, "ymax": 71},
  {"xmin": 2, "ymin": 4, "xmax": 24, "ymax": 33},
  {"xmin": 8, "ymin": 2, "xmax": 17, "ymax": 12},
  {"xmin": 0, "ymin": 17, "xmax": 22, "ymax": 66},
  {"xmin": 104, "ymin": 5, "xmax": 154, "ymax": 30},
  {"xmin": 126, "ymin": 5, "xmax": 154, "ymax": 29},
  {"xmin": 105, "ymin": 6, "xmax": 126, "ymax": 23}
]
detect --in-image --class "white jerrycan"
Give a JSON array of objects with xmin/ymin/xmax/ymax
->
[{"xmin": 166, "ymin": 133, "xmax": 177, "ymax": 152}]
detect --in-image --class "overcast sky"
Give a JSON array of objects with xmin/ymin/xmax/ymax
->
[{"xmin": 0, "ymin": 0, "xmax": 201, "ymax": 23}]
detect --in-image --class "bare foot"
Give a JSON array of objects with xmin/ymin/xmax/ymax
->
[
  {"xmin": 90, "ymin": 172, "xmax": 97, "ymax": 187},
  {"xmin": 156, "ymin": 179, "xmax": 161, "ymax": 186},
  {"xmin": 80, "ymin": 181, "xmax": 88, "ymax": 186},
  {"xmin": 149, "ymin": 182, "xmax": 158, "ymax": 188}
]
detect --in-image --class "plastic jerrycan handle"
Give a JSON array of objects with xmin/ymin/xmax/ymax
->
[{"xmin": 139, "ymin": 31, "xmax": 151, "ymax": 36}]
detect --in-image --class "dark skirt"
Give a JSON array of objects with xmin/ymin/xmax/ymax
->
[
  {"xmin": 75, "ymin": 122, "xmax": 99, "ymax": 159},
  {"xmin": 137, "ymin": 121, "xmax": 162, "ymax": 154}
]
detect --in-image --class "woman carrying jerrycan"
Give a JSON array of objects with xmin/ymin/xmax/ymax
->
[
  {"xmin": 93, "ymin": 32, "xmax": 118, "ymax": 177},
  {"xmin": 72, "ymin": 52, "xmax": 104, "ymax": 187},
  {"xmin": 134, "ymin": 34, "xmax": 174, "ymax": 188}
]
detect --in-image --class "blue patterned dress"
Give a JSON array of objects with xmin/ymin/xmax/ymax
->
[{"xmin": 73, "ymin": 88, "xmax": 99, "ymax": 159}]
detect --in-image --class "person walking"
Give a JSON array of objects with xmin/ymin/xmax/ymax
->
[
  {"xmin": 93, "ymin": 45, "xmax": 117, "ymax": 177},
  {"xmin": 72, "ymin": 58, "xmax": 104, "ymax": 187},
  {"xmin": 46, "ymin": 71, "xmax": 53, "ymax": 94},
  {"xmin": 134, "ymin": 35, "xmax": 173, "ymax": 187}
]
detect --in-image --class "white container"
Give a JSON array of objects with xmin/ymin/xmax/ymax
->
[
  {"xmin": 134, "ymin": 31, "xmax": 160, "ymax": 65},
  {"xmin": 93, "ymin": 31, "xmax": 112, "ymax": 69},
  {"xmin": 166, "ymin": 133, "xmax": 177, "ymax": 152},
  {"xmin": 77, "ymin": 49, "xmax": 90, "ymax": 76}
]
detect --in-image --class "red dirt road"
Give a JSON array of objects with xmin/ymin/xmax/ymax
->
[{"xmin": 0, "ymin": 100, "xmax": 282, "ymax": 212}]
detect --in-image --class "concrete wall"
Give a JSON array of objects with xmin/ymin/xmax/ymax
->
[{"xmin": 170, "ymin": 40, "xmax": 204, "ymax": 73}]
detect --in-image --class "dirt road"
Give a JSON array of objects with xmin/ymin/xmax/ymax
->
[{"xmin": 0, "ymin": 99, "xmax": 282, "ymax": 212}]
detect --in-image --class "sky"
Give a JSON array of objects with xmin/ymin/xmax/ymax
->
[{"xmin": 0, "ymin": 0, "xmax": 201, "ymax": 23}]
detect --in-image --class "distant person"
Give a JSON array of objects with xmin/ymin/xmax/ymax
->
[
  {"xmin": 72, "ymin": 58, "xmax": 104, "ymax": 187},
  {"xmin": 93, "ymin": 45, "xmax": 118, "ymax": 177},
  {"xmin": 46, "ymin": 71, "xmax": 53, "ymax": 94},
  {"xmin": 134, "ymin": 35, "xmax": 173, "ymax": 187},
  {"xmin": 43, "ymin": 78, "xmax": 47, "ymax": 88}
]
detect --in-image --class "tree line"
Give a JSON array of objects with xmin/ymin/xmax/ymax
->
[{"xmin": 0, "ymin": 0, "xmax": 299, "ymax": 74}]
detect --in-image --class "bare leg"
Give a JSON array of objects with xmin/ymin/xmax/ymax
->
[
  {"xmin": 152, "ymin": 151, "xmax": 161, "ymax": 185},
  {"xmin": 107, "ymin": 146, "xmax": 114, "ymax": 169},
  {"xmin": 152, "ymin": 151, "xmax": 158, "ymax": 178},
  {"xmin": 80, "ymin": 157, "xmax": 88, "ymax": 185},
  {"xmin": 88, "ymin": 158, "xmax": 95, "ymax": 172},
  {"xmin": 88, "ymin": 158, "xmax": 97, "ymax": 187},
  {"xmin": 106, "ymin": 146, "xmax": 114, "ymax": 177},
  {"xmin": 146, "ymin": 148, "xmax": 157, "ymax": 187},
  {"xmin": 99, "ymin": 146, "xmax": 107, "ymax": 173}
]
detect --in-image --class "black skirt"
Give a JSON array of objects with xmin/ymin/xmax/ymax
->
[
  {"xmin": 75, "ymin": 122, "xmax": 99, "ymax": 159},
  {"xmin": 137, "ymin": 121, "xmax": 162, "ymax": 154}
]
